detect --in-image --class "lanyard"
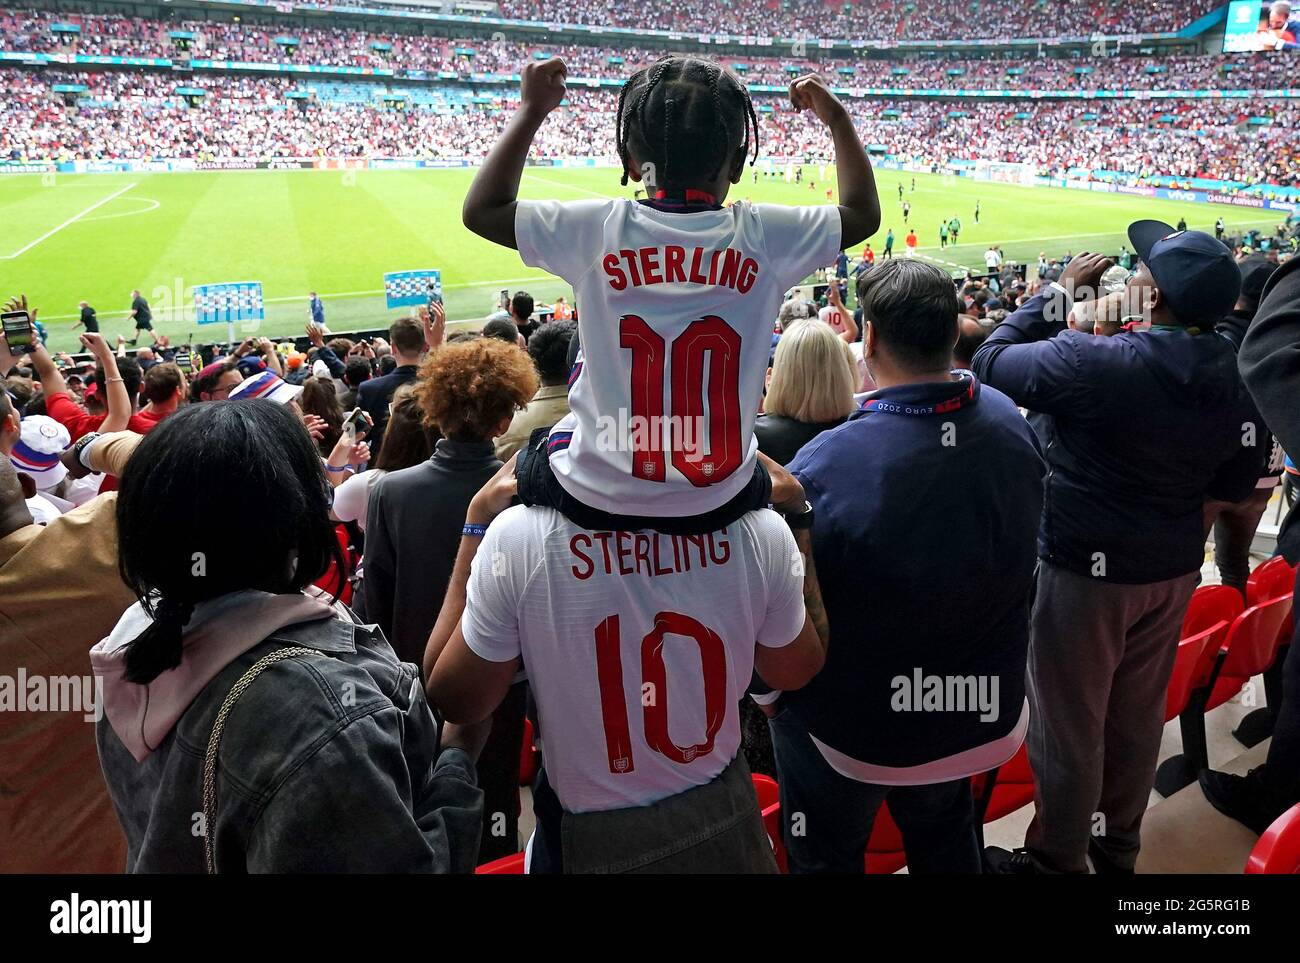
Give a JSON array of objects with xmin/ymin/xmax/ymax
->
[{"xmin": 860, "ymin": 372, "xmax": 979, "ymax": 417}]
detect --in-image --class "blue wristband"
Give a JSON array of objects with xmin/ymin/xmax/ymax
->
[
  {"xmin": 325, "ymin": 463, "xmax": 350, "ymax": 473},
  {"xmin": 462, "ymin": 523, "xmax": 488, "ymax": 538}
]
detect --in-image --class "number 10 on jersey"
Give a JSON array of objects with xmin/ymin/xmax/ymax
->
[
  {"xmin": 620, "ymin": 314, "xmax": 745, "ymax": 487},
  {"xmin": 594, "ymin": 611, "xmax": 729, "ymax": 774}
]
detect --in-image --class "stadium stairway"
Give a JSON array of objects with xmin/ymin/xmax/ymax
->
[{"xmin": 1136, "ymin": 740, "xmax": 1269, "ymax": 874}]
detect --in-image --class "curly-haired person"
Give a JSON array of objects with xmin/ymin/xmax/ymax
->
[{"xmin": 363, "ymin": 336, "xmax": 537, "ymax": 864}]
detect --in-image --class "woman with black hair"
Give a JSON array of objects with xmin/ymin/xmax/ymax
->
[{"xmin": 91, "ymin": 400, "xmax": 484, "ymax": 873}]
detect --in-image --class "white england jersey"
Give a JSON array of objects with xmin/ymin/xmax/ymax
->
[
  {"xmin": 460, "ymin": 505, "xmax": 806, "ymax": 814},
  {"xmin": 516, "ymin": 198, "xmax": 841, "ymax": 517}
]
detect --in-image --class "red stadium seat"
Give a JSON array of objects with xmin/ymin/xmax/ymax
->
[
  {"xmin": 865, "ymin": 802, "xmax": 907, "ymax": 874},
  {"xmin": 312, "ymin": 524, "xmax": 357, "ymax": 605},
  {"xmin": 519, "ymin": 718, "xmax": 539, "ymax": 787},
  {"xmin": 1245, "ymin": 803, "xmax": 1300, "ymax": 874},
  {"xmin": 751, "ymin": 772, "xmax": 906, "ymax": 873},
  {"xmin": 1205, "ymin": 594, "xmax": 1293, "ymax": 712},
  {"xmin": 1157, "ymin": 599, "xmax": 1292, "ymax": 796},
  {"xmin": 1182, "ymin": 584, "xmax": 1243, "ymax": 638},
  {"xmin": 751, "ymin": 772, "xmax": 780, "ymax": 810},
  {"xmin": 1246, "ymin": 556, "xmax": 1296, "ymax": 607},
  {"xmin": 973, "ymin": 742, "xmax": 1036, "ymax": 825},
  {"xmin": 1236, "ymin": 560, "xmax": 1298, "ymax": 747},
  {"xmin": 1164, "ymin": 621, "xmax": 1229, "ymax": 723},
  {"xmin": 752, "ymin": 773, "xmax": 787, "ymax": 872},
  {"xmin": 475, "ymin": 852, "xmax": 526, "ymax": 874}
]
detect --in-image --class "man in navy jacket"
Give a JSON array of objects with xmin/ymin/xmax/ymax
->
[
  {"xmin": 974, "ymin": 222, "xmax": 1261, "ymax": 873},
  {"xmin": 358, "ymin": 316, "xmax": 427, "ymax": 457},
  {"xmin": 774, "ymin": 258, "xmax": 1046, "ymax": 874}
]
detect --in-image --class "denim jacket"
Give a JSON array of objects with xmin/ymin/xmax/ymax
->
[{"xmin": 92, "ymin": 590, "xmax": 483, "ymax": 873}]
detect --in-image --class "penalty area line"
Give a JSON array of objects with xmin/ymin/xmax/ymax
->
[{"xmin": 0, "ymin": 182, "xmax": 139, "ymax": 259}]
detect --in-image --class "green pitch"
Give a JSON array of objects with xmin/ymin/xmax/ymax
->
[{"xmin": 0, "ymin": 165, "xmax": 1282, "ymax": 353}]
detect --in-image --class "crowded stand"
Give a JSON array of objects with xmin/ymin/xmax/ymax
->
[
  {"xmin": 5, "ymin": 0, "xmax": 1300, "ymax": 911},
  {"xmin": 494, "ymin": 0, "xmax": 1224, "ymax": 39},
  {"xmin": 3, "ymin": 8, "xmax": 1295, "ymax": 91},
  {"xmin": 4, "ymin": 68, "xmax": 1296, "ymax": 190}
]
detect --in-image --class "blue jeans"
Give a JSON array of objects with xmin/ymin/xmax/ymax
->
[{"xmin": 768, "ymin": 707, "xmax": 981, "ymax": 874}]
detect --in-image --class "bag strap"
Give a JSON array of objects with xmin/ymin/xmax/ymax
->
[{"xmin": 202, "ymin": 645, "xmax": 319, "ymax": 874}]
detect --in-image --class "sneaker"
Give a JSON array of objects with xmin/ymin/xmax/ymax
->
[
  {"xmin": 983, "ymin": 846, "xmax": 1044, "ymax": 874},
  {"xmin": 1198, "ymin": 766, "xmax": 1290, "ymax": 836}
]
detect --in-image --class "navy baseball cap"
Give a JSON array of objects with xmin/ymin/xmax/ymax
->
[{"xmin": 1127, "ymin": 220, "xmax": 1241, "ymax": 325}]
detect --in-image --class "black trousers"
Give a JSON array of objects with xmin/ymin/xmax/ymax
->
[
  {"xmin": 476, "ymin": 681, "xmax": 528, "ymax": 862},
  {"xmin": 768, "ymin": 706, "xmax": 981, "ymax": 874}
]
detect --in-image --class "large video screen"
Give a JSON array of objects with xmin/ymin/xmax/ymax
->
[{"xmin": 1224, "ymin": 0, "xmax": 1299, "ymax": 51}]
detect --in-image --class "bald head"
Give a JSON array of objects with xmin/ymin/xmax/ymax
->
[
  {"xmin": 0, "ymin": 457, "xmax": 35, "ymax": 541},
  {"xmin": 953, "ymin": 316, "xmax": 991, "ymax": 369},
  {"xmin": 0, "ymin": 391, "xmax": 17, "ymax": 456}
]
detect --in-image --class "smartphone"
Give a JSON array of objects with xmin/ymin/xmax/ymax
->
[
  {"xmin": 344, "ymin": 407, "xmax": 373, "ymax": 435},
  {"xmin": 499, "ymin": 288, "xmax": 510, "ymax": 310},
  {"xmin": 175, "ymin": 351, "xmax": 192, "ymax": 372},
  {"xmin": 1, "ymin": 311, "xmax": 34, "ymax": 353},
  {"xmin": 428, "ymin": 288, "xmax": 443, "ymax": 312}
]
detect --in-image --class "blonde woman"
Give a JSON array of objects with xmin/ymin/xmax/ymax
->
[{"xmin": 756, "ymin": 319, "xmax": 858, "ymax": 465}]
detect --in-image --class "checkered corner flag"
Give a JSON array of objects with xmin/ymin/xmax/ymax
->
[
  {"xmin": 384, "ymin": 269, "xmax": 441, "ymax": 310},
  {"xmin": 193, "ymin": 281, "xmax": 265, "ymax": 334}
]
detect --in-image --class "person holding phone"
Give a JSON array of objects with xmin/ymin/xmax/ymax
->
[
  {"xmin": 1, "ymin": 305, "xmax": 36, "ymax": 356},
  {"xmin": 1, "ymin": 297, "xmax": 155, "ymax": 496}
]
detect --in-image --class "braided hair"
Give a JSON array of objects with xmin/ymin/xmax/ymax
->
[{"xmin": 616, "ymin": 56, "xmax": 760, "ymax": 194}]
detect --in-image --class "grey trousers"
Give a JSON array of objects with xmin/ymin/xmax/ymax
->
[
  {"xmin": 1024, "ymin": 562, "xmax": 1199, "ymax": 873},
  {"xmin": 559, "ymin": 753, "xmax": 778, "ymax": 874}
]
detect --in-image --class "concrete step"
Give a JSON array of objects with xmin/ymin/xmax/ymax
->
[{"xmin": 1135, "ymin": 740, "xmax": 1268, "ymax": 874}]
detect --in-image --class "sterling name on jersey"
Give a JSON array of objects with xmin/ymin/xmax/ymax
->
[
  {"xmin": 516, "ymin": 197, "xmax": 841, "ymax": 517},
  {"xmin": 461, "ymin": 505, "xmax": 806, "ymax": 814}
]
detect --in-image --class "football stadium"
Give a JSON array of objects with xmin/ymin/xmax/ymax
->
[{"xmin": 3, "ymin": 0, "xmax": 1300, "ymax": 923}]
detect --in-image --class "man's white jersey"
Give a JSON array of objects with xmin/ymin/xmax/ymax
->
[
  {"xmin": 460, "ymin": 505, "xmax": 806, "ymax": 814},
  {"xmin": 516, "ymin": 198, "xmax": 841, "ymax": 517}
]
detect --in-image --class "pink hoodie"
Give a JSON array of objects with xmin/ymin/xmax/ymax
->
[{"xmin": 91, "ymin": 590, "xmax": 338, "ymax": 762}]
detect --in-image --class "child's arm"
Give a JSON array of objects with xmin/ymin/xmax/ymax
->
[
  {"xmin": 827, "ymin": 282, "xmax": 858, "ymax": 343},
  {"xmin": 462, "ymin": 58, "xmax": 568, "ymax": 250},
  {"xmin": 790, "ymin": 75, "xmax": 880, "ymax": 250}
]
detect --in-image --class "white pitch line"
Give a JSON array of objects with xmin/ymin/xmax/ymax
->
[
  {"xmin": 522, "ymin": 172, "xmax": 616, "ymax": 199},
  {"xmin": 80, "ymin": 197, "xmax": 162, "ymax": 222},
  {"xmin": 1, "ymin": 182, "xmax": 138, "ymax": 259}
]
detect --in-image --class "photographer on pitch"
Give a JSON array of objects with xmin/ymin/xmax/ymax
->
[{"xmin": 974, "ymin": 221, "xmax": 1263, "ymax": 875}]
